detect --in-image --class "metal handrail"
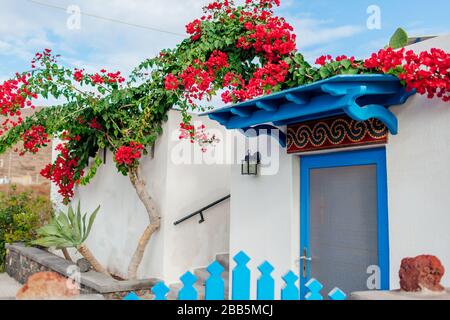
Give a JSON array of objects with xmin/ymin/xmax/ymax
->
[{"xmin": 173, "ymin": 195, "xmax": 230, "ymax": 226}]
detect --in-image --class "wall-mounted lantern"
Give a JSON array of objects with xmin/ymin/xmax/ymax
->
[{"xmin": 241, "ymin": 151, "xmax": 261, "ymax": 176}]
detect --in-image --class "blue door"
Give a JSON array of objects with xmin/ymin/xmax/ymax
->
[{"xmin": 300, "ymin": 147, "xmax": 389, "ymax": 298}]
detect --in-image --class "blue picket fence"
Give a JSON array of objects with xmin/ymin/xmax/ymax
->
[{"xmin": 123, "ymin": 251, "xmax": 346, "ymax": 301}]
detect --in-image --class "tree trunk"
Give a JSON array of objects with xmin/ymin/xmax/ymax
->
[
  {"xmin": 78, "ymin": 244, "xmax": 109, "ymax": 275},
  {"xmin": 127, "ymin": 165, "xmax": 161, "ymax": 279},
  {"xmin": 61, "ymin": 248, "xmax": 73, "ymax": 262}
]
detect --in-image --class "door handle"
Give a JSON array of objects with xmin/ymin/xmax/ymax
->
[
  {"xmin": 301, "ymin": 248, "xmax": 311, "ymax": 278},
  {"xmin": 299, "ymin": 256, "xmax": 312, "ymax": 261}
]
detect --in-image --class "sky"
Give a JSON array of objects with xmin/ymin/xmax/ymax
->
[{"xmin": 1, "ymin": 0, "xmax": 450, "ymax": 85}]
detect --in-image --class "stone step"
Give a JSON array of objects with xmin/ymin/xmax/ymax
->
[
  {"xmin": 167, "ymin": 282, "xmax": 206, "ymax": 300},
  {"xmin": 215, "ymin": 253, "xmax": 230, "ymax": 271},
  {"xmin": 167, "ymin": 252, "xmax": 230, "ymax": 300},
  {"xmin": 194, "ymin": 268, "xmax": 229, "ymax": 285},
  {"xmin": 167, "ymin": 282, "xmax": 230, "ymax": 300}
]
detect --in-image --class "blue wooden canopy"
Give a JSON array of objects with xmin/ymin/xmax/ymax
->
[{"xmin": 204, "ymin": 74, "xmax": 414, "ymax": 135}]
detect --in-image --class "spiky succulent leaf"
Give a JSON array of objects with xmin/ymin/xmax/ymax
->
[
  {"xmin": 85, "ymin": 206, "xmax": 100, "ymax": 243},
  {"xmin": 36, "ymin": 224, "xmax": 60, "ymax": 237},
  {"xmin": 32, "ymin": 236, "xmax": 73, "ymax": 249},
  {"xmin": 82, "ymin": 213, "xmax": 87, "ymax": 241},
  {"xmin": 33, "ymin": 203, "xmax": 101, "ymax": 249},
  {"xmin": 68, "ymin": 204, "xmax": 81, "ymax": 241},
  {"xmin": 76, "ymin": 201, "xmax": 82, "ymax": 237}
]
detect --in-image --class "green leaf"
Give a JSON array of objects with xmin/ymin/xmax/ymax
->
[
  {"xmin": 57, "ymin": 212, "xmax": 70, "ymax": 229},
  {"xmin": 36, "ymin": 224, "xmax": 60, "ymax": 237},
  {"xmin": 319, "ymin": 67, "xmax": 331, "ymax": 79},
  {"xmin": 340, "ymin": 59, "xmax": 351, "ymax": 69},
  {"xmin": 32, "ymin": 236, "xmax": 73, "ymax": 249},
  {"xmin": 76, "ymin": 202, "xmax": 82, "ymax": 236},
  {"xmin": 389, "ymin": 28, "xmax": 408, "ymax": 49},
  {"xmin": 85, "ymin": 206, "xmax": 100, "ymax": 242}
]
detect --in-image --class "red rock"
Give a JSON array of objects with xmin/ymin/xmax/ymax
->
[
  {"xmin": 399, "ymin": 255, "xmax": 445, "ymax": 292},
  {"xmin": 16, "ymin": 271, "xmax": 80, "ymax": 300}
]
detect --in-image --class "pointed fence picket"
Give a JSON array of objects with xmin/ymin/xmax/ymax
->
[
  {"xmin": 232, "ymin": 251, "xmax": 251, "ymax": 300},
  {"xmin": 123, "ymin": 250, "xmax": 346, "ymax": 301},
  {"xmin": 257, "ymin": 261, "xmax": 275, "ymax": 300}
]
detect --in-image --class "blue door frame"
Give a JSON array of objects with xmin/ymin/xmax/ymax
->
[{"xmin": 299, "ymin": 147, "xmax": 390, "ymax": 298}]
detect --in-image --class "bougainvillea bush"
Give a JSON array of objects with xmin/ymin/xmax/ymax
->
[{"xmin": 0, "ymin": 0, "xmax": 449, "ymax": 278}]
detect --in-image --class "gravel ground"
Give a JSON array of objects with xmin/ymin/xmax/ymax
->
[{"xmin": 0, "ymin": 273, "xmax": 21, "ymax": 299}]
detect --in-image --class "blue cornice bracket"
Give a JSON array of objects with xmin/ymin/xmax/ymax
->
[
  {"xmin": 321, "ymin": 83, "xmax": 368, "ymax": 97},
  {"xmin": 344, "ymin": 102, "xmax": 398, "ymax": 135},
  {"xmin": 230, "ymin": 107, "xmax": 252, "ymax": 117},
  {"xmin": 208, "ymin": 113, "xmax": 229, "ymax": 126},
  {"xmin": 342, "ymin": 85, "xmax": 399, "ymax": 135},
  {"xmin": 239, "ymin": 125, "xmax": 287, "ymax": 148},
  {"xmin": 256, "ymin": 101, "xmax": 278, "ymax": 111},
  {"xmin": 285, "ymin": 93, "xmax": 309, "ymax": 105}
]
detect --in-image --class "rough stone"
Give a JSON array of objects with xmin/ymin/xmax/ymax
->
[
  {"xmin": 76, "ymin": 258, "xmax": 92, "ymax": 273},
  {"xmin": 16, "ymin": 271, "xmax": 80, "ymax": 300},
  {"xmin": 399, "ymin": 255, "xmax": 445, "ymax": 292}
]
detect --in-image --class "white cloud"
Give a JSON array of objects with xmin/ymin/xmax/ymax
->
[
  {"xmin": 0, "ymin": 0, "xmax": 209, "ymax": 76},
  {"xmin": 290, "ymin": 18, "xmax": 364, "ymax": 49}
]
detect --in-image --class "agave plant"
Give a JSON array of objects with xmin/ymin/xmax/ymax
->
[{"xmin": 33, "ymin": 203, "xmax": 108, "ymax": 275}]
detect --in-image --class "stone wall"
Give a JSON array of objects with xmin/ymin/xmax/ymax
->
[{"xmin": 5, "ymin": 243, "xmax": 158, "ymax": 300}]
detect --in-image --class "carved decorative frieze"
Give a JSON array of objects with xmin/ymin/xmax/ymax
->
[{"xmin": 287, "ymin": 116, "xmax": 388, "ymax": 154}]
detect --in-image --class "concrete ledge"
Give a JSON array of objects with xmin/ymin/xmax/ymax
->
[
  {"xmin": 5, "ymin": 243, "xmax": 159, "ymax": 298},
  {"xmin": 351, "ymin": 289, "xmax": 450, "ymax": 300}
]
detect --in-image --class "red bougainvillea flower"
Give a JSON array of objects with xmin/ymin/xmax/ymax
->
[
  {"xmin": 89, "ymin": 118, "xmax": 103, "ymax": 130},
  {"xmin": 165, "ymin": 73, "xmax": 179, "ymax": 91},
  {"xmin": 223, "ymin": 60, "xmax": 290, "ymax": 103},
  {"xmin": 178, "ymin": 122, "xmax": 219, "ymax": 152},
  {"xmin": 186, "ymin": 19, "xmax": 202, "ymax": 41},
  {"xmin": 236, "ymin": 15, "xmax": 296, "ymax": 63},
  {"xmin": 115, "ymin": 142, "xmax": 144, "ymax": 166},
  {"xmin": 178, "ymin": 0, "xmax": 296, "ymax": 105},
  {"xmin": 315, "ymin": 55, "xmax": 332, "ymax": 66},
  {"xmin": 40, "ymin": 143, "xmax": 83, "ymax": 204},
  {"xmin": 364, "ymin": 47, "xmax": 406, "ymax": 73},
  {"xmin": 365, "ymin": 47, "xmax": 450, "ymax": 102},
  {"xmin": 106, "ymin": 71, "xmax": 125, "ymax": 84},
  {"xmin": 88, "ymin": 70, "xmax": 125, "ymax": 85},
  {"xmin": 0, "ymin": 73, "xmax": 38, "ymax": 135},
  {"xmin": 90, "ymin": 73, "xmax": 105, "ymax": 84},
  {"xmin": 164, "ymin": 50, "xmax": 230, "ymax": 103},
  {"xmin": 20, "ymin": 125, "xmax": 50, "ymax": 155},
  {"xmin": 73, "ymin": 68, "xmax": 84, "ymax": 82},
  {"xmin": 206, "ymin": 0, "xmax": 230, "ymax": 11}
]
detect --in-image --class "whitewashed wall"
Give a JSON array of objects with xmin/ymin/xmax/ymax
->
[
  {"xmin": 386, "ymin": 34, "xmax": 450, "ymax": 289},
  {"xmin": 229, "ymin": 139, "xmax": 300, "ymax": 298},
  {"xmin": 53, "ymin": 110, "xmax": 230, "ymax": 283}
]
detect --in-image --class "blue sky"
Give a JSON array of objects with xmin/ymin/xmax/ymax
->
[{"xmin": 1, "ymin": 0, "xmax": 449, "ymax": 83}]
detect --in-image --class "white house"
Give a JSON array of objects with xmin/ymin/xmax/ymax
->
[
  {"xmin": 52, "ymin": 35, "xmax": 450, "ymax": 299},
  {"xmin": 205, "ymin": 34, "xmax": 450, "ymax": 298}
]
